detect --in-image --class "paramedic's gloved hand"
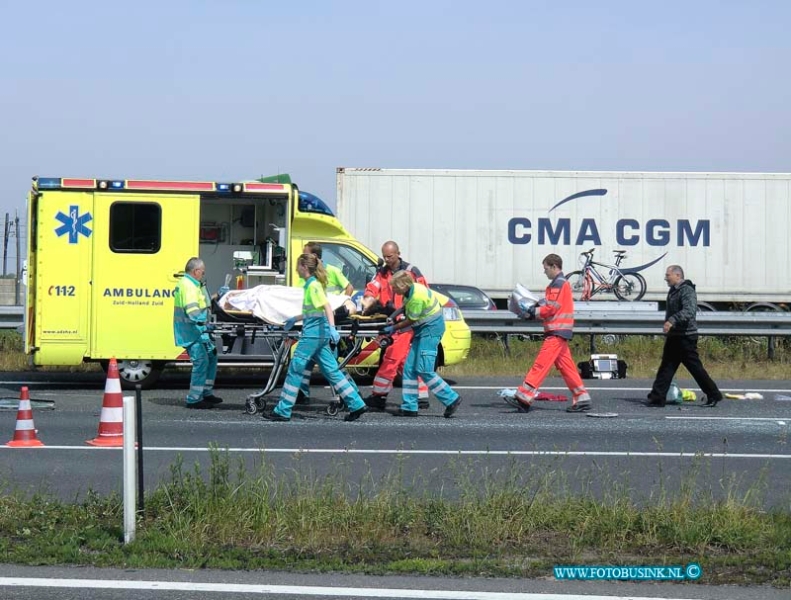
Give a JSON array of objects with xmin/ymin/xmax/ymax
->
[
  {"xmin": 217, "ymin": 286, "xmax": 230, "ymax": 299},
  {"xmin": 523, "ymin": 305, "xmax": 537, "ymax": 321},
  {"xmin": 384, "ymin": 301, "xmax": 396, "ymax": 316},
  {"xmin": 283, "ymin": 317, "xmax": 297, "ymax": 331},
  {"xmin": 383, "ymin": 324, "xmax": 395, "ymax": 335},
  {"xmin": 205, "ymin": 323, "xmax": 216, "ymax": 333},
  {"xmin": 329, "ymin": 326, "xmax": 340, "ymax": 345},
  {"xmin": 200, "ymin": 332, "xmax": 212, "ymax": 344}
]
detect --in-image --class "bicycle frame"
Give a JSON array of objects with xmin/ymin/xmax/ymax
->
[
  {"xmin": 569, "ymin": 249, "xmax": 647, "ymax": 302},
  {"xmin": 581, "ymin": 260, "xmax": 623, "ymax": 300}
]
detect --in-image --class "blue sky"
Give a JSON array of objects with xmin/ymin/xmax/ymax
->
[{"xmin": 1, "ymin": 0, "xmax": 789, "ymax": 264}]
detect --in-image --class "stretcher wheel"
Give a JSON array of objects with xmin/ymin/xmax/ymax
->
[
  {"xmin": 326, "ymin": 401, "xmax": 341, "ymax": 417},
  {"xmin": 245, "ymin": 398, "xmax": 260, "ymax": 415}
]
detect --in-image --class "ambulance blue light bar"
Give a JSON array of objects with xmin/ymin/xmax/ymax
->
[
  {"xmin": 36, "ymin": 177, "xmax": 62, "ymax": 189},
  {"xmin": 97, "ymin": 180, "xmax": 126, "ymax": 190}
]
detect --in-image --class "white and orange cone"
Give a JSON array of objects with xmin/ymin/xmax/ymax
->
[
  {"xmin": 6, "ymin": 386, "xmax": 44, "ymax": 447},
  {"xmin": 86, "ymin": 357, "xmax": 124, "ymax": 447}
]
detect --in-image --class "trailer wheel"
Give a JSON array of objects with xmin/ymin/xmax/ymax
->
[{"xmin": 103, "ymin": 359, "xmax": 164, "ymax": 390}]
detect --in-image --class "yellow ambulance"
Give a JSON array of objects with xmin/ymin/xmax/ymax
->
[{"xmin": 25, "ymin": 176, "xmax": 471, "ymax": 388}]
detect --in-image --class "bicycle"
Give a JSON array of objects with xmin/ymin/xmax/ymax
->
[{"xmin": 566, "ymin": 248, "xmax": 647, "ymax": 302}]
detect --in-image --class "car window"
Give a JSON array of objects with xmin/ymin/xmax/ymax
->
[
  {"xmin": 317, "ymin": 243, "xmax": 378, "ymax": 291},
  {"xmin": 443, "ymin": 286, "xmax": 488, "ymax": 306}
]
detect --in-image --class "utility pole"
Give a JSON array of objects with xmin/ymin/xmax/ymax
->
[
  {"xmin": 15, "ymin": 212, "xmax": 21, "ymax": 305},
  {"xmin": 2, "ymin": 213, "xmax": 8, "ymax": 276}
]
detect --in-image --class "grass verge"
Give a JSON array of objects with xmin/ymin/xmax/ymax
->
[
  {"xmin": 1, "ymin": 450, "xmax": 789, "ymax": 586},
  {"xmin": 2, "ymin": 330, "xmax": 789, "ymax": 380},
  {"xmin": 443, "ymin": 335, "xmax": 791, "ymax": 379}
]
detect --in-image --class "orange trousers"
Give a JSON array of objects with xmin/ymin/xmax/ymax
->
[{"xmin": 517, "ymin": 336, "xmax": 588, "ymax": 402}]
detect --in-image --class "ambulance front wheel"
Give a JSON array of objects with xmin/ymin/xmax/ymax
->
[{"xmin": 103, "ymin": 359, "xmax": 164, "ymax": 390}]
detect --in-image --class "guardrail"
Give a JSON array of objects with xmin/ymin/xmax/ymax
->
[
  {"xmin": 0, "ymin": 306, "xmax": 23, "ymax": 330},
  {"xmin": 5, "ymin": 302, "xmax": 791, "ymax": 336},
  {"xmin": 463, "ymin": 309, "xmax": 791, "ymax": 337}
]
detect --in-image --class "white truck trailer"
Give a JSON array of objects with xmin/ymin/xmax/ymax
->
[{"xmin": 336, "ymin": 168, "xmax": 791, "ymax": 310}]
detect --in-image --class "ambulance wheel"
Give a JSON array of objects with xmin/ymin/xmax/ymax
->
[{"xmin": 104, "ymin": 359, "xmax": 163, "ymax": 390}]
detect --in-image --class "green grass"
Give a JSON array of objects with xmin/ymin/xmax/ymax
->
[{"xmin": 0, "ymin": 451, "xmax": 789, "ymax": 585}]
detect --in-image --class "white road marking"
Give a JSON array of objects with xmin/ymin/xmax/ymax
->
[
  {"xmin": 453, "ymin": 385, "xmax": 791, "ymax": 393},
  {"xmin": 0, "ymin": 577, "xmax": 703, "ymax": 599},
  {"xmin": 1, "ymin": 446, "xmax": 788, "ymax": 459},
  {"xmin": 666, "ymin": 416, "xmax": 788, "ymax": 425}
]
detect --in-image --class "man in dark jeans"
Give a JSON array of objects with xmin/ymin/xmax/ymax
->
[{"xmin": 647, "ymin": 265, "xmax": 723, "ymax": 408}]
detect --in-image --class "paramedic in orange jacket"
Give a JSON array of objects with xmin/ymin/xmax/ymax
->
[
  {"xmin": 362, "ymin": 241, "xmax": 430, "ymax": 410},
  {"xmin": 513, "ymin": 254, "xmax": 593, "ymax": 413}
]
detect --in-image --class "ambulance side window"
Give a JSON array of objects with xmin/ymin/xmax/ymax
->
[
  {"xmin": 319, "ymin": 243, "xmax": 377, "ymax": 291},
  {"xmin": 110, "ymin": 202, "xmax": 162, "ymax": 253}
]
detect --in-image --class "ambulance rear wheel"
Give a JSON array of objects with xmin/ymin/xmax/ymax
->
[{"xmin": 103, "ymin": 359, "xmax": 164, "ymax": 390}]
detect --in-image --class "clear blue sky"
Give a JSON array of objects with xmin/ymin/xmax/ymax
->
[{"xmin": 1, "ymin": 0, "xmax": 789, "ymax": 263}]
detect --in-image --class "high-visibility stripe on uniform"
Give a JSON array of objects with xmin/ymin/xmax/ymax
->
[
  {"xmin": 173, "ymin": 274, "xmax": 211, "ymax": 347},
  {"xmin": 536, "ymin": 274, "xmax": 575, "ymax": 340},
  {"xmin": 404, "ymin": 283, "xmax": 441, "ymax": 326}
]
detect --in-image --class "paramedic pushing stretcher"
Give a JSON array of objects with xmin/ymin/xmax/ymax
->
[
  {"xmin": 362, "ymin": 241, "xmax": 430, "ymax": 411},
  {"xmin": 263, "ymin": 253, "xmax": 367, "ymax": 422},
  {"xmin": 388, "ymin": 271, "xmax": 461, "ymax": 417},
  {"xmin": 512, "ymin": 254, "xmax": 592, "ymax": 413},
  {"xmin": 295, "ymin": 242, "xmax": 355, "ymax": 405},
  {"xmin": 173, "ymin": 257, "xmax": 227, "ymax": 409}
]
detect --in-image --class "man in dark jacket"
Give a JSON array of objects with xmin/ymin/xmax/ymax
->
[{"xmin": 647, "ymin": 265, "xmax": 723, "ymax": 407}]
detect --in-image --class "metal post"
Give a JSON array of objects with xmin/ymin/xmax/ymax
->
[
  {"xmin": 135, "ymin": 384, "xmax": 145, "ymax": 512},
  {"xmin": 122, "ymin": 396, "xmax": 136, "ymax": 544},
  {"xmin": 14, "ymin": 213, "xmax": 21, "ymax": 306},
  {"xmin": 588, "ymin": 334, "xmax": 596, "ymax": 354},
  {"xmin": 2, "ymin": 213, "xmax": 8, "ymax": 276},
  {"xmin": 500, "ymin": 333, "xmax": 511, "ymax": 358}
]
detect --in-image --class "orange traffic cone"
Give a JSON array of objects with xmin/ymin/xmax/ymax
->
[
  {"xmin": 6, "ymin": 386, "xmax": 44, "ymax": 447},
  {"xmin": 87, "ymin": 357, "xmax": 124, "ymax": 447}
]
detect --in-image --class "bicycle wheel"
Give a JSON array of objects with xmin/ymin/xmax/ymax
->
[
  {"xmin": 566, "ymin": 271, "xmax": 591, "ymax": 301},
  {"xmin": 613, "ymin": 272, "xmax": 647, "ymax": 301}
]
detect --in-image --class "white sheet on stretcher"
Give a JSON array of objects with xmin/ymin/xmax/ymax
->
[{"xmin": 222, "ymin": 285, "xmax": 350, "ymax": 325}]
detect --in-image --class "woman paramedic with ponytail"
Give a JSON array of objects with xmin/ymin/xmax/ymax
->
[{"xmin": 262, "ymin": 253, "xmax": 367, "ymax": 422}]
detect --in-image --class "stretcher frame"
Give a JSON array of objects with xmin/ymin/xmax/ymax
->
[{"xmin": 210, "ymin": 307, "xmax": 389, "ymax": 416}]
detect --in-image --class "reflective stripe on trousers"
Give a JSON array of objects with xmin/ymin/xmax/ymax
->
[
  {"xmin": 401, "ymin": 317, "xmax": 458, "ymax": 412},
  {"xmin": 372, "ymin": 329, "xmax": 429, "ymax": 398},
  {"xmin": 273, "ymin": 316, "xmax": 364, "ymax": 419},
  {"xmin": 516, "ymin": 335, "xmax": 588, "ymax": 404},
  {"xmin": 186, "ymin": 340, "xmax": 218, "ymax": 404}
]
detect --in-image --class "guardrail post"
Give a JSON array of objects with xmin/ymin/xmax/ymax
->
[{"xmin": 500, "ymin": 333, "xmax": 511, "ymax": 358}]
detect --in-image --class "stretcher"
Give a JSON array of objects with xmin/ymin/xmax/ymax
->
[{"xmin": 210, "ymin": 301, "xmax": 390, "ymax": 416}]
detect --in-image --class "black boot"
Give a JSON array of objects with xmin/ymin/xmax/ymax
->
[{"xmin": 703, "ymin": 395, "xmax": 721, "ymax": 407}]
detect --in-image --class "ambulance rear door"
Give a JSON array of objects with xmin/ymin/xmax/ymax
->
[
  {"xmin": 27, "ymin": 188, "xmax": 94, "ymax": 365},
  {"xmin": 90, "ymin": 193, "xmax": 199, "ymax": 360}
]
